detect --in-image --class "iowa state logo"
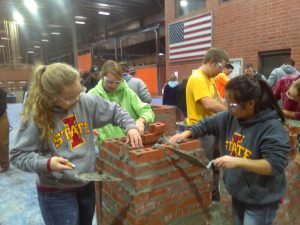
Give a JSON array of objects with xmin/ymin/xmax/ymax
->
[
  {"xmin": 52, "ymin": 114, "xmax": 91, "ymax": 149},
  {"xmin": 225, "ymin": 132, "xmax": 253, "ymax": 158}
]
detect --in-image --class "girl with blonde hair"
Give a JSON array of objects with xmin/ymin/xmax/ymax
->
[{"xmin": 10, "ymin": 63, "xmax": 142, "ymax": 225}]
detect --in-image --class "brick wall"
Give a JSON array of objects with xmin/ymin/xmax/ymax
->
[
  {"xmin": 165, "ymin": 0, "xmax": 300, "ymax": 81},
  {"xmin": 95, "ymin": 123, "xmax": 214, "ymax": 225}
]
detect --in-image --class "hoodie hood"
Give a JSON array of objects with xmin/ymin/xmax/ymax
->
[
  {"xmin": 280, "ymin": 65, "xmax": 297, "ymax": 75},
  {"xmin": 123, "ymin": 73, "xmax": 133, "ymax": 82},
  {"xmin": 237, "ymin": 108, "xmax": 280, "ymax": 126},
  {"xmin": 167, "ymin": 80, "xmax": 179, "ymax": 88},
  {"xmin": 91, "ymin": 79, "xmax": 128, "ymax": 100}
]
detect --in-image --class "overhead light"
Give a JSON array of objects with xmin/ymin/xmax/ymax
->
[
  {"xmin": 180, "ymin": 0, "xmax": 188, "ymax": 7},
  {"xmin": 98, "ymin": 3, "xmax": 109, "ymax": 7},
  {"xmin": 98, "ymin": 11, "xmax": 110, "ymax": 15},
  {"xmin": 41, "ymin": 39, "xmax": 49, "ymax": 42},
  {"xmin": 158, "ymin": 53, "xmax": 165, "ymax": 56},
  {"xmin": 51, "ymin": 32, "xmax": 61, "ymax": 35},
  {"xmin": 34, "ymin": 45, "xmax": 40, "ymax": 48},
  {"xmin": 13, "ymin": 10, "xmax": 24, "ymax": 25},
  {"xmin": 27, "ymin": 51, "xmax": 34, "ymax": 54},
  {"xmin": 0, "ymin": 45, "xmax": 5, "ymax": 48},
  {"xmin": 75, "ymin": 16, "xmax": 86, "ymax": 20},
  {"xmin": 24, "ymin": 0, "xmax": 38, "ymax": 15},
  {"xmin": 1, "ymin": 37, "xmax": 10, "ymax": 40},
  {"xmin": 75, "ymin": 21, "xmax": 85, "ymax": 25}
]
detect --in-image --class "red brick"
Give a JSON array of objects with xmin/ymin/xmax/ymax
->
[
  {"xmin": 140, "ymin": 132, "xmax": 159, "ymax": 145},
  {"xmin": 149, "ymin": 122, "xmax": 167, "ymax": 134},
  {"xmin": 129, "ymin": 147, "xmax": 164, "ymax": 163}
]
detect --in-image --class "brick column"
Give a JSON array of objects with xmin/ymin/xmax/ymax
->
[{"xmin": 95, "ymin": 123, "xmax": 213, "ymax": 225}]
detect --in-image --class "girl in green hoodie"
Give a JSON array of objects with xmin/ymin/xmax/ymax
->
[{"xmin": 89, "ymin": 60, "xmax": 155, "ymax": 143}]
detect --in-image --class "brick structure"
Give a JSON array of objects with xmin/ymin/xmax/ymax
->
[
  {"xmin": 219, "ymin": 126, "xmax": 300, "ymax": 225},
  {"xmin": 165, "ymin": 0, "xmax": 300, "ymax": 81},
  {"xmin": 95, "ymin": 122, "xmax": 215, "ymax": 225}
]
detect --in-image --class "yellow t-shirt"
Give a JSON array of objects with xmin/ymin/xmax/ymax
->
[
  {"xmin": 186, "ymin": 69, "xmax": 219, "ymax": 126},
  {"xmin": 215, "ymin": 72, "xmax": 229, "ymax": 98}
]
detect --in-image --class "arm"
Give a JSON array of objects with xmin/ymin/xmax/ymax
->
[
  {"xmin": 199, "ymin": 96, "xmax": 227, "ymax": 113},
  {"xmin": 169, "ymin": 112, "xmax": 225, "ymax": 143},
  {"xmin": 91, "ymin": 95, "xmax": 142, "ymax": 147},
  {"xmin": 10, "ymin": 120, "xmax": 50, "ymax": 173},
  {"xmin": 214, "ymin": 156, "xmax": 272, "ymax": 175},
  {"xmin": 131, "ymin": 94, "xmax": 155, "ymax": 133},
  {"xmin": 283, "ymin": 109, "xmax": 300, "ymax": 120}
]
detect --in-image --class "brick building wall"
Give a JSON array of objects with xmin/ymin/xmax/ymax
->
[{"xmin": 165, "ymin": 0, "xmax": 300, "ymax": 81}]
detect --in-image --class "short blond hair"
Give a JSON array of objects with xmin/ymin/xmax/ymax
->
[{"xmin": 100, "ymin": 60, "xmax": 123, "ymax": 80}]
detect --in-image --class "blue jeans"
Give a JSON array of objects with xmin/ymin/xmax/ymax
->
[
  {"xmin": 232, "ymin": 198, "xmax": 279, "ymax": 225},
  {"xmin": 37, "ymin": 182, "xmax": 95, "ymax": 225}
]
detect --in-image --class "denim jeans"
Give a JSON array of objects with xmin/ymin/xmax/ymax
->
[
  {"xmin": 37, "ymin": 182, "xmax": 95, "ymax": 225},
  {"xmin": 232, "ymin": 198, "xmax": 279, "ymax": 225}
]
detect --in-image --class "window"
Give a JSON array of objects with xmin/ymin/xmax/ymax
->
[{"xmin": 175, "ymin": 0, "xmax": 206, "ymax": 17}]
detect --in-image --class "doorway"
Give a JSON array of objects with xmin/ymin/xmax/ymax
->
[{"xmin": 259, "ymin": 49, "xmax": 291, "ymax": 79}]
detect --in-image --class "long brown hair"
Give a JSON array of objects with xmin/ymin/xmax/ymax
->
[{"xmin": 22, "ymin": 63, "xmax": 80, "ymax": 139}]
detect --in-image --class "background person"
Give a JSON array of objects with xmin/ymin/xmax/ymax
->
[
  {"xmin": 10, "ymin": 63, "xmax": 142, "ymax": 225},
  {"xmin": 89, "ymin": 60, "xmax": 154, "ymax": 143},
  {"xmin": 244, "ymin": 63, "xmax": 267, "ymax": 81},
  {"xmin": 215, "ymin": 63, "xmax": 234, "ymax": 98},
  {"xmin": 119, "ymin": 61, "xmax": 152, "ymax": 104},
  {"xmin": 170, "ymin": 75, "xmax": 290, "ymax": 225},
  {"xmin": 0, "ymin": 87, "xmax": 9, "ymax": 172},
  {"xmin": 272, "ymin": 74, "xmax": 300, "ymax": 120},
  {"xmin": 176, "ymin": 77, "xmax": 188, "ymax": 118},
  {"xmin": 185, "ymin": 47, "xmax": 229, "ymax": 201},
  {"xmin": 83, "ymin": 65, "xmax": 100, "ymax": 92},
  {"xmin": 162, "ymin": 73, "xmax": 178, "ymax": 106},
  {"xmin": 268, "ymin": 58, "xmax": 299, "ymax": 87}
]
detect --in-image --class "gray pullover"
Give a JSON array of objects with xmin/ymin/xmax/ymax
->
[
  {"xmin": 123, "ymin": 73, "xmax": 152, "ymax": 103},
  {"xmin": 10, "ymin": 93, "xmax": 137, "ymax": 189}
]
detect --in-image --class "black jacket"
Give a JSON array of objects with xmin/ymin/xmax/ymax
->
[
  {"xmin": 0, "ymin": 88, "xmax": 7, "ymax": 116},
  {"xmin": 83, "ymin": 76, "xmax": 98, "ymax": 93}
]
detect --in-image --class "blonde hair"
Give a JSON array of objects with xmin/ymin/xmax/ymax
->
[
  {"xmin": 100, "ymin": 60, "xmax": 123, "ymax": 80},
  {"xmin": 169, "ymin": 74, "xmax": 178, "ymax": 81},
  {"xmin": 292, "ymin": 78, "xmax": 300, "ymax": 96},
  {"xmin": 22, "ymin": 63, "xmax": 80, "ymax": 139}
]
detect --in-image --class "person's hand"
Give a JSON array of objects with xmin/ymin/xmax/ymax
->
[
  {"xmin": 169, "ymin": 130, "xmax": 192, "ymax": 143},
  {"xmin": 49, "ymin": 156, "xmax": 75, "ymax": 172},
  {"xmin": 135, "ymin": 118, "xmax": 145, "ymax": 134},
  {"xmin": 126, "ymin": 128, "xmax": 143, "ymax": 148},
  {"xmin": 214, "ymin": 155, "xmax": 240, "ymax": 169}
]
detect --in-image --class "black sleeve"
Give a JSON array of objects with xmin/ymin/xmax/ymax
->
[{"xmin": 0, "ymin": 88, "xmax": 7, "ymax": 116}]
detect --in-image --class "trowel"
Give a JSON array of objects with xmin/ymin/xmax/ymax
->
[{"xmin": 166, "ymin": 146, "xmax": 214, "ymax": 169}]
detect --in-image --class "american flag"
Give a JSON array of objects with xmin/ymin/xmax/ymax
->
[{"xmin": 168, "ymin": 12, "xmax": 212, "ymax": 63}]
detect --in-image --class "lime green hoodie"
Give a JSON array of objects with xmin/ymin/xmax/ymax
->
[{"xmin": 89, "ymin": 79, "xmax": 155, "ymax": 142}]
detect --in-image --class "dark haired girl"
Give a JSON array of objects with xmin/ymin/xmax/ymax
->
[{"xmin": 170, "ymin": 76, "xmax": 290, "ymax": 225}]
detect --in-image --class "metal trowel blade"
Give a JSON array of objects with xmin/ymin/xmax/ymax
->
[{"xmin": 76, "ymin": 172, "xmax": 122, "ymax": 182}]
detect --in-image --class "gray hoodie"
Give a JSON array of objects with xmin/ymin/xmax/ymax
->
[
  {"xmin": 123, "ymin": 73, "xmax": 152, "ymax": 104},
  {"xmin": 268, "ymin": 64, "xmax": 298, "ymax": 87},
  {"xmin": 188, "ymin": 109, "xmax": 290, "ymax": 205},
  {"xmin": 10, "ymin": 93, "xmax": 137, "ymax": 189}
]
